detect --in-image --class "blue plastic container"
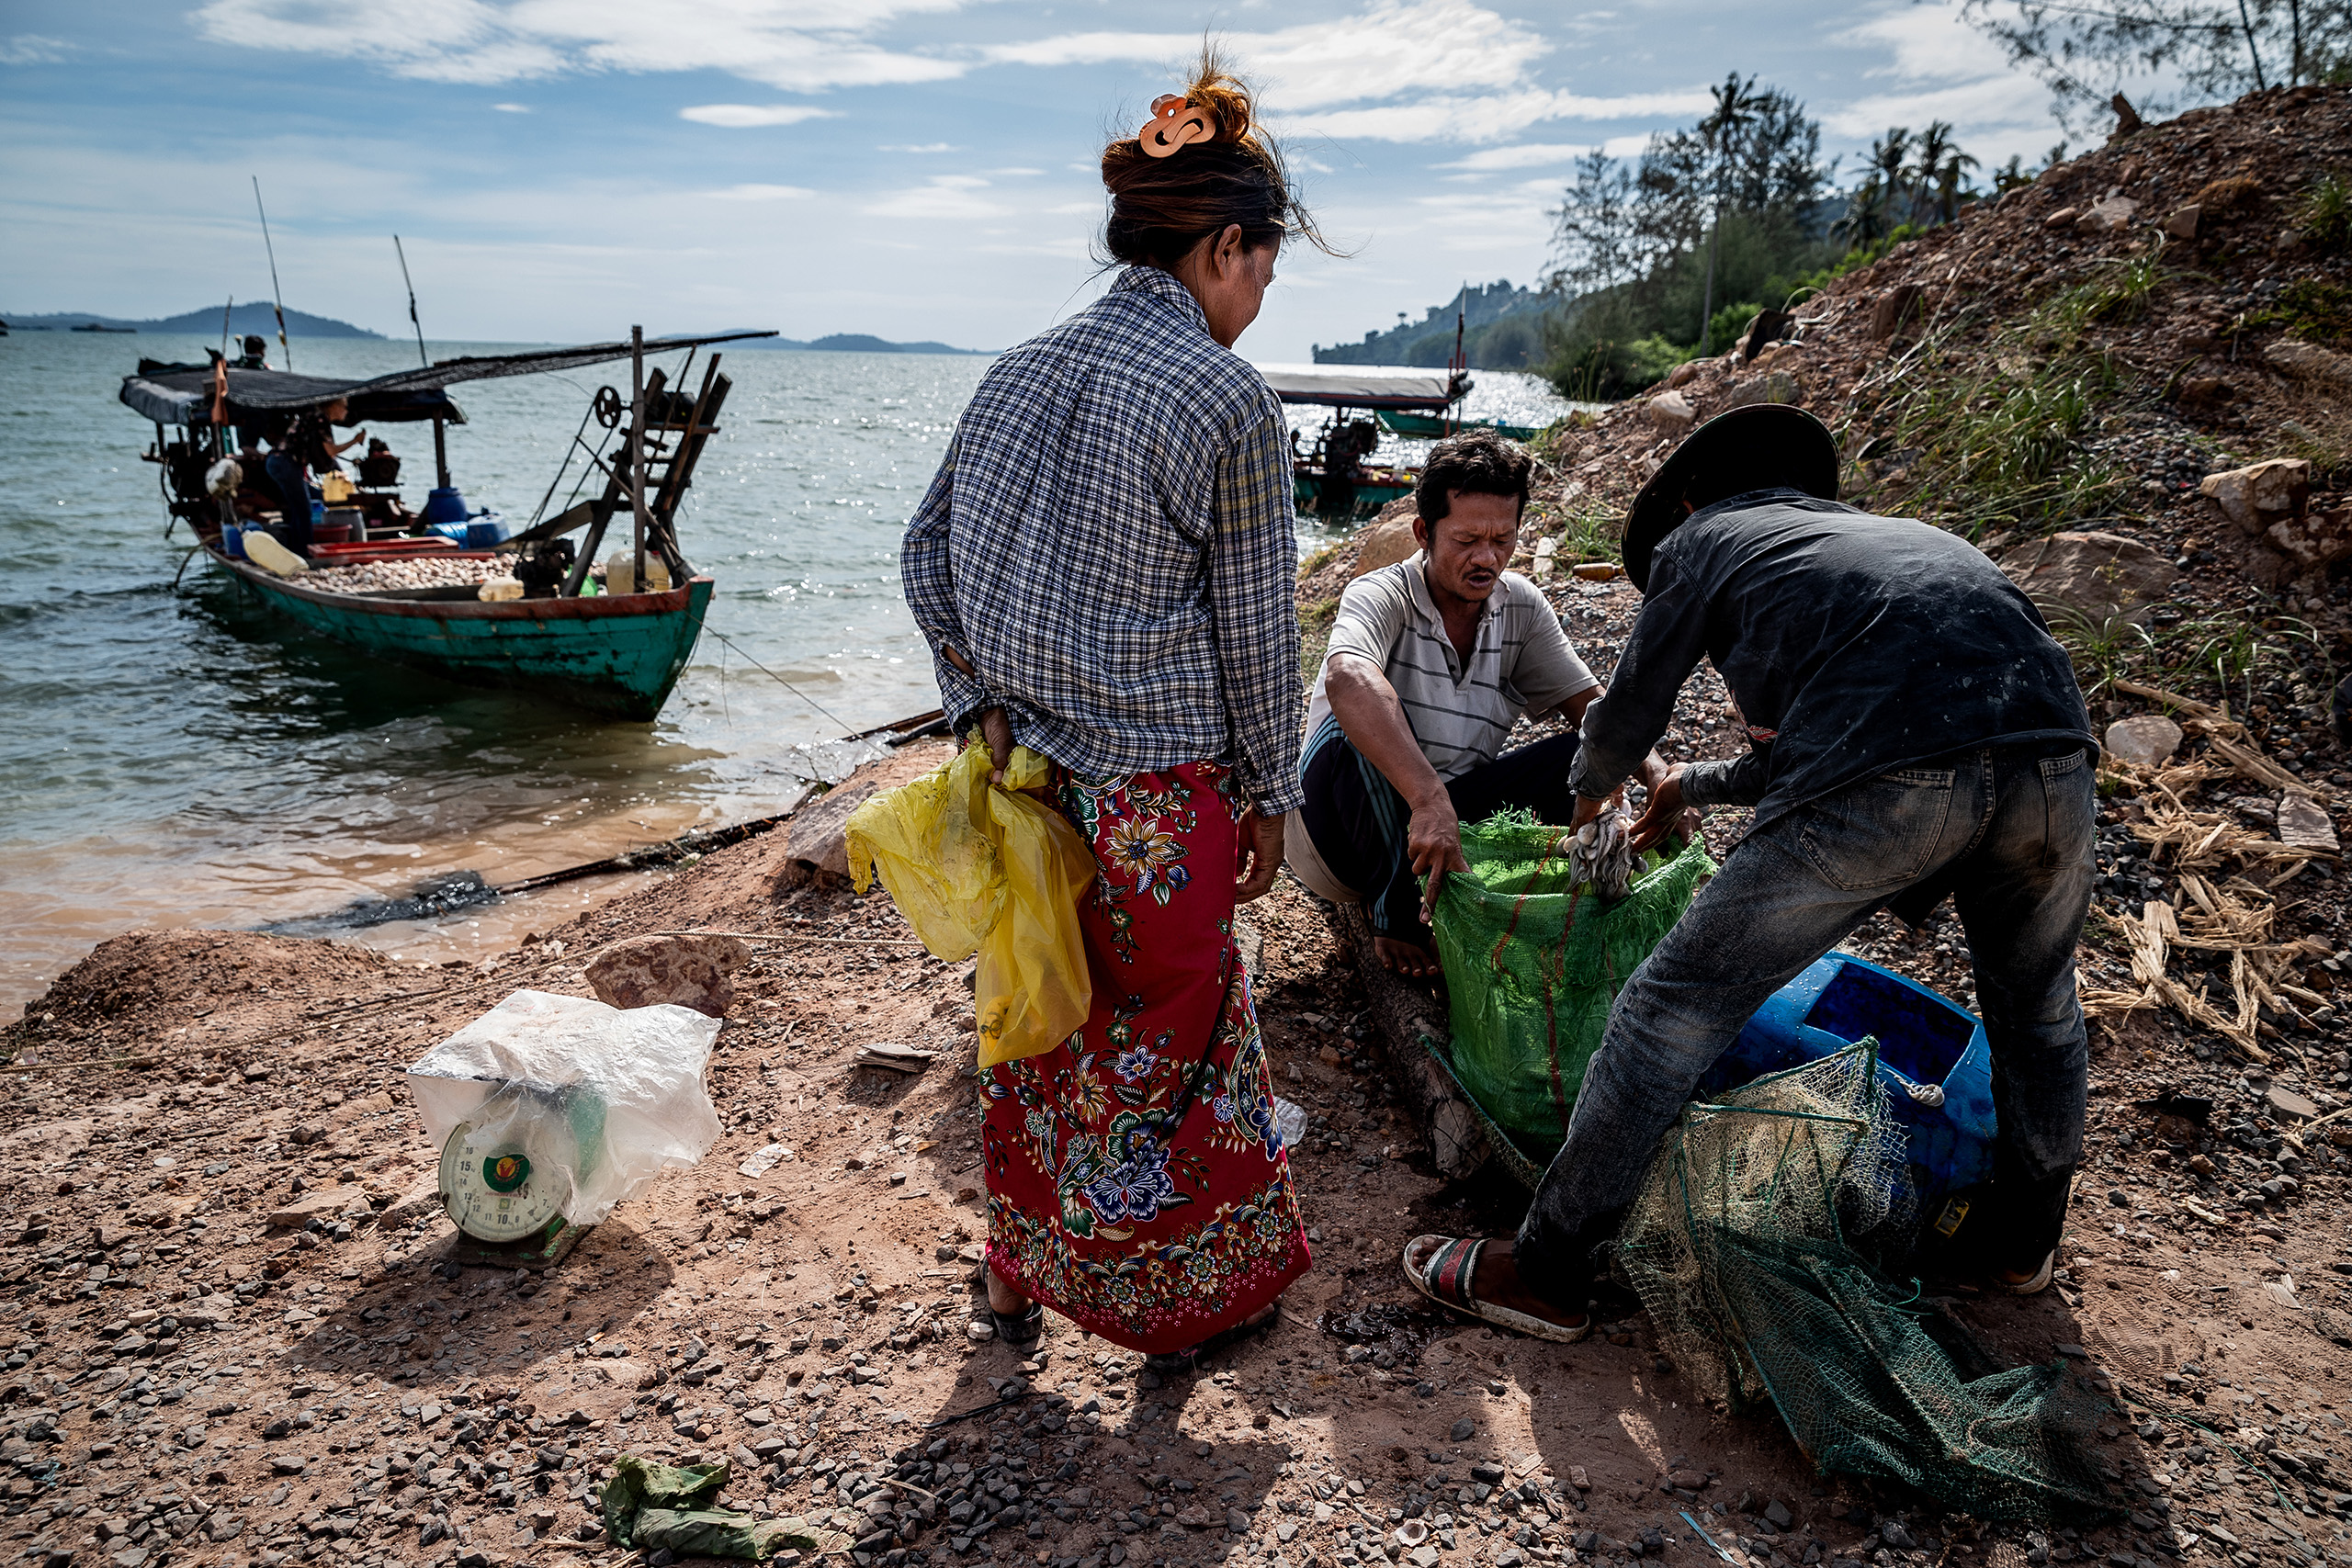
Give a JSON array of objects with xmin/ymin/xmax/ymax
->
[
  {"xmin": 310, "ymin": 499, "xmax": 326, "ymax": 527},
  {"xmin": 1700, "ymin": 953, "xmax": 1997, "ymax": 1206},
  {"xmin": 464, "ymin": 519, "xmax": 505, "ymax": 549},
  {"xmin": 420, "ymin": 487, "xmax": 472, "ymax": 527},
  {"xmin": 220, "ymin": 523, "xmax": 246, "ymax": 560}
]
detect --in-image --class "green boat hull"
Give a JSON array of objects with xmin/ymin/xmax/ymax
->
[
  {"xmin": 209, "ymin": 547, "xmax": 712, "ymax": 721},
  {"xmin": 1377, "ymin": 412, "xmax": 1543, "ymax": 440}
]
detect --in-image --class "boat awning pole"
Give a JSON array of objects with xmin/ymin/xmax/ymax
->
[
  {"xmin": 432, "ymin": 416, "xmax": 449, "ymax": 490},
  {"xmin": 629, "ymin": 325, "xmax": 649, "ymax": 591}
]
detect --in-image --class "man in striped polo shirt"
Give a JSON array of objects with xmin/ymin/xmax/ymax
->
[{"xmin": 1286, "ymin": 430, "xmax": 1681, "ymax": 975}]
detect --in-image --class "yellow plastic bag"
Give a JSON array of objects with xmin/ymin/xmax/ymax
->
[{"xmin": 844, "ymin": 741, "xmax": 1095, "ymax": 1067}]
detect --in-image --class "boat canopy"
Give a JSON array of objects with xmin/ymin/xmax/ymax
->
[
  {"xmin": 119, "ymin": 329, "xmax": 778, "ymax": 428},
  {"xmin": 1255, "ymin": 365, "xmax": 1470, "ymax": 412}
]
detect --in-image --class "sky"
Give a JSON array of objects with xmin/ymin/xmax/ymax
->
[{"xmin": 0, "ymin": 0, "xmax": 2101, "ymax": 361}]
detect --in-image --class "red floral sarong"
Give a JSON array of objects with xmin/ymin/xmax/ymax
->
[{"xmin": 981, "ymin": 760, "xmax": 1311, "ymax": 1353}]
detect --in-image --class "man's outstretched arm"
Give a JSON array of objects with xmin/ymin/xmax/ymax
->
[{"xmin": 1323, "ymin": 653, "xmax": 1468, "ymax": 914}]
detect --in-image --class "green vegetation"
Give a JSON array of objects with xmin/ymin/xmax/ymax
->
[
  {"xmin": 1297, "ymin": 594, "xmax": 1341, "ymax": 693},
  {"xmin": 2299, "ymin": 172, "xmax": 2352, "ymax": 253},
  {"xmin": 2250, "ymin": 277, "xmax": 2352, "ymax": 344}
]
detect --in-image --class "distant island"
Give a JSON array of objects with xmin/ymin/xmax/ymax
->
[
  {"xmin": 4, "ymin": 301, "xmax": 385, "ymax": 338},
  {"xmin": 708, "ymin": 332, "xmax": 991, "ymax": 356},
  {"xmin": 1313, "ymin": 279, "xmax": 1555, "ymax": 370}
]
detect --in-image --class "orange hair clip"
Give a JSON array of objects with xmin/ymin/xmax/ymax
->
[{"xmin": 1139, "ymin": 94, "xmax": 1216, "ymax": 158}]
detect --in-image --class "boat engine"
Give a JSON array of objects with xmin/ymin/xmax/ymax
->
[{"xmin": 514, "ymin": 539, "xmax": 576, "ymax": 599}]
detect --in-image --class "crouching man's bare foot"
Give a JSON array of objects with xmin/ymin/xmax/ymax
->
[{"xmin": 1401, "ymin": 1235, "xmax": 1590, "ymax": 1343}]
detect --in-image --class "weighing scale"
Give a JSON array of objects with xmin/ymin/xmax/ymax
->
[{"xmin": 436, "ymin": 1084, "xmax": 606, "ymax": 1270}]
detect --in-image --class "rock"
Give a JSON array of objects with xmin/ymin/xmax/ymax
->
[
  {"xmin": 1665, "ymin": 360, "xmax": 1701, "ymax": 389},
  {"xmin": 966, "ymin": 1320, "xmax": 995, "ymax": 1343},
  {"xmin": 1226, "ymin": 1509, "xmax": 1251, "ymax": 1534},
  {"xmin": 1719, "ymin": 371, "xmax": 1803, "ymax": 412},
  {"xmin": 783, "ymin": 778, "xmax": 887, "ymax": 882},
  {"xmin": 2199, "ymin": 458, "xmax": 2312, "ymax": 535},
  {"xmin": 1450, "ymin": 1418, "xmax": 1476, "ymax": 1441},
  {"xmin": 2278, "ymin": 796, "xmax": 2340, "ymax": 854},
  {"xmin": 1871, "ymin": 284, "xmax": 1926, "ymax": 341},
  {"xmin": 1763, "ymin": 1499, "xmax": 1794, "ymax": 1529},
  {"xmin": 584, "ymin": 932, "xmax": 751, "ymax": 1018},
  {"xmin": 1881, "ymin": 1520, "xmax": 1917, "ymax": 1550},
  {"xmin": 2267, "ymin": 1084, "xmax": 2321, "ymax": 1122},
  {"xmin": 594, "ymin": 1359, "xmax": 657, "ymax": 1390},
  {"xmin": 1351, "ymin": 505, "xmax": 1423, "ymax": 579},
  {"xmin": 2264, "ymin": 506, "xmax": 2352, "ymax": 573},
  {"xmin": 267, "ymin": 1188, "xmax": 364, "ymax": 1229},
  {"xmin": 1998, "ymin": 531, "xmax": 2178, "ymax": 623},
  {"xmin": 2163, "ymin": 203, "xmax": 2202, "ymax": 238},
  {"xmin": 1734, "ymin": 307, "xmax": 1794, "ymax": 361},
  {"xmin": 2080, "ymin": 192, "xmax": 2139, "ymax": 231},
  {"xmin": 2265, "ymin": 338, "xmax": 2352, "ymax": 386},
  {"xmin": 2041, "ymin": 207, "xmax": 2081, "ymax": 230},
  {"xmin": 378, "ymin": 1174, "xmax": 446, "ymax": 1231},
  {"xmin": 1646, "ymin": 389, "xmax": 1695, "ymax": 431},
  {"xmin": 2104, "ymin": 715, "xmax": 2183, "ymax": 768},
  {"xmin": 1174, "ymin": 1506, "xmax": 1216, "ymax": 1529},
  {"xmin": 738, "ymin": 1143, "xmax": 793, "ymax": 1178}
]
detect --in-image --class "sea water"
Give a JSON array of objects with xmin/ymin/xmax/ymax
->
[{"xmin": 0, "ymin": 329, "xmax": 1570, "ymax": 1011}]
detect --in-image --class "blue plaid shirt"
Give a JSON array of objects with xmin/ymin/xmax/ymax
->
[{"xmin": 902, "ymin": 265, "xmax": 1304, "ymax": 816}]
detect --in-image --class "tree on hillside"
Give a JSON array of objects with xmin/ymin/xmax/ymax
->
[
  {"xmin": 1962, "ymin": 0, "xmax": 2352, "ymax": 130},
  {"xmin": 1697, "ymin": 73, "xmax": 1768, "ymax": 354}
]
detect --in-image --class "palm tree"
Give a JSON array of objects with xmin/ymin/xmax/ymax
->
[
  {"xmin": 1933, "ymin": 148, "xmax": 1981, "ymax": 222},
  {"xmin": 1697, "ymin": 73, "xmax": 1764, "ymax": 354},
  {"xmin": 1870, "ymin": 127, "xmax": 1912, "ymax": 237},
  {"xmin": 1910, "ymin": 121, "xmax": 1955, "ymax": 227}
]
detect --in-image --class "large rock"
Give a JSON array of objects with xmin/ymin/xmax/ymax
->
[
  {"xmin": 1719, "ymin": 371, "xmax": 1803, "ymax": 412},
  {"xmin": 2079, "ymin": 192, "xmax": 2139, "ymax": 231},
  {"xmin": 2264, "ymin": 506, "xmax": 2352, "ymax": 573},
  {"xmin": 2278, "ymin": 797, "xmax": 2340, "ymax": 854},
  {"xmin": 2104, "ymin": 714, "xmax": 2183, "ymax": 768},
  {"xmin": 1351, "ymin": 503, "xmax": 1423, "ymax": 579},
  {"xmin": 2000, "ymin": 531, "xmax": 2178, "ymax": 623},
  {"xmin": 584, "ymin": 932, "xmax": 751, "ymax": 1017},
  {"xmin": 2266, "ymin": 339, "xmax": 2352, "ymax": 388},
  {"xmin": 1647, "ymin": 389, "xmax": 1695, "ymax": 431},
  {"xmin": 2199, "ymin": 458, "xmax": 2312, "ymax": 535},
  {"xmin": 1871, "ymin": 284, "xmax": 1925, "ymax": 341},
  {"xmin": 783, "ymin": 777, "xmax": 888, "ymax": 880}
]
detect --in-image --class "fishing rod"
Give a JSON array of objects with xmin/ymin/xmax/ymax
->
[
  {"xmin": 392, "ymin": 234, "xmax": 428, "ymax": 367},
  {"xmin": 251, "ymin": 176, "xmax": 291, "ymax": 370}
]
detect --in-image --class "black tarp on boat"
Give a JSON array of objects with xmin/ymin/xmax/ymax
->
[{"xmin": 119, "ymin": 330, "xmax": 777, "ymax": 427}]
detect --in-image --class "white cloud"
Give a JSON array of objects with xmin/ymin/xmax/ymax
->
[
  {"xmin": 0, "ymin": 34, "xmax": 74, "ymax": 64},
  {"xmin": 1440, "ymin": 141, "xmax": 1591, "ymax": 171},
  {"xmin": 1285, "ymin": 86, "xmax": 1708, "ymax": 145},
  {"xmin": 681, "ymin": 103, "xmax": 841, "ymax": 128},
  {"xmin": 705, "ymin": 183, "xmax": 818, "ymax": 200},
  {"xmin": 193, "ymin": 0, "xmax": 970, "ymax": 90},
  {"xmin": 862, "ymin": 175, "xmax": 1009, "ymax": 220},
  {"xmin": 879, "ymin": 142, "xmax": 959, "ymax": 152},
  {"xmin": 989, "ymin": 0, "xmax": 1547, "ymax": 111},
  {"xmin": 492, "ymin": 101, "xmax": 530, "ymax": 112}
]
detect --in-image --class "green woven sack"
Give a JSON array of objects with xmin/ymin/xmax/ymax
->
[{"xmin": 1430, "ymin": 813, "xmax": 1715, "ymax": 1163}]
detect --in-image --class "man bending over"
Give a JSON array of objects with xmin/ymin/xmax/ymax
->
[
  {"xmin": 1401, "ymin": 405, "xmax": 2098, "ymax": 1340},
  {"xmin": 1287, "ymin": 430, "xmax": 1679, "ymax": 975}
]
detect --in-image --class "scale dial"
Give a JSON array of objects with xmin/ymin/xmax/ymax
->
[{"xmin": 440, "ymin": 1117, "xmax": 572, "ymax": 1242}]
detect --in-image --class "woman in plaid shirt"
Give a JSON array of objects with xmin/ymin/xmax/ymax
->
[{"xmin": 901, "ymin": 59, "xmax": 1329, "ymax": 1371}]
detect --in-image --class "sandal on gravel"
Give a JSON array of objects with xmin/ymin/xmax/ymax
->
[
  {"xmin": 989, "ymin": 1301, "xmax": 1046, "ymax": 1348},
  {"xmin": 1987, "ymin": 1250, "xmax": 2055, "ymax": 1296},
  {"xmin": 1143, "ymin": 1302, "xmax": 1282, "ymax": 1376},
  {"xmin": 1402, "ymin": 1235, "xmax": 1590, "ymax": 1344}
]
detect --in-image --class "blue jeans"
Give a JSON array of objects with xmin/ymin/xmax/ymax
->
[{"xmin": 1514, "ymin": 742, "xmax": 2098, "ymax": 1307}]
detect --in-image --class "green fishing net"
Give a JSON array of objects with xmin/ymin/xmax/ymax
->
[
  {"xmin": 1617, "ymin": 1042, "xmax": 2120, "ymax": 1523},
  {"xmin": 1428, "ymin": 813, "xmax": 1715, "ymax": 1178}
]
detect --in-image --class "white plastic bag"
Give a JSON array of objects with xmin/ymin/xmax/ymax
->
[{"xmin": 405, "ymin": 989, "xmax": 723, "ymax": 1227}]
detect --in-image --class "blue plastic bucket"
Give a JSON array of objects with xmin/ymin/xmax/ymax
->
[
  {"xmin": 420, "ymin": 487, "xmax": 471, "ymax": 526},
  {"xmin": 220, "ymin": 523, "xmax": 246, "ymax": 560},
  {"xmin": 1702, "ymin": 953, "xmax": 1997, "ymax": 1207}
]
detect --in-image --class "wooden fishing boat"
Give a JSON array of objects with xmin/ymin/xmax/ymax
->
[
  {"xmin": 1259, "ymin": 366, "xmax": 1470, "ymax": 520},
  {"xmin": 122, "ymin": 329, "xmax": 769, "ymax": 721}
]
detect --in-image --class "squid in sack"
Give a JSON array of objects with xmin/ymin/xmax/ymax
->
[{"xmin": 844, "ymin": 739, "xmax": 1095, "ymax": 1066}]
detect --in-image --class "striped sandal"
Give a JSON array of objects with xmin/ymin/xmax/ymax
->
[{"xmin": 1402, "ymin": 1235, "xmax": 1592, "ymax": 1344}]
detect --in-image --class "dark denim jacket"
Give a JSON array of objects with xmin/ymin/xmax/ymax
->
[{"xmin": 1569, "ymin": 490, "xmax": 2095, "ymax": 830}]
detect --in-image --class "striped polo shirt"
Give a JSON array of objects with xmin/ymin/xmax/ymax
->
[{"xmin": 1303, "ymin": 556, "xmax": 1599, "ymax": 781}]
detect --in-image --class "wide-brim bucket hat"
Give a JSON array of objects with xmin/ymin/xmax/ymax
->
[{"xmin": 1621, "ymin": 403, "xmax": 1840, "ymax": 590}]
